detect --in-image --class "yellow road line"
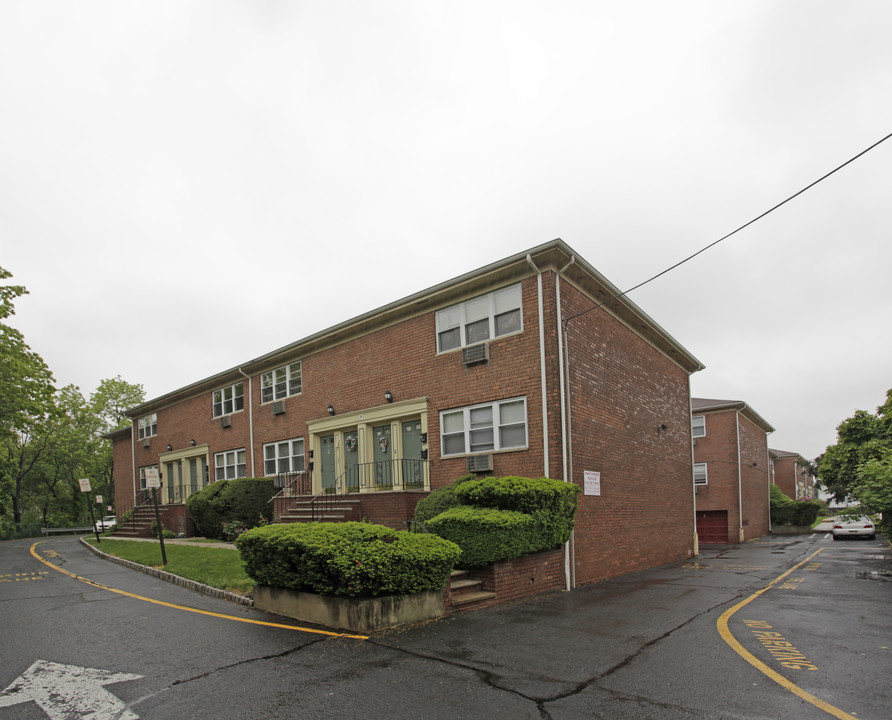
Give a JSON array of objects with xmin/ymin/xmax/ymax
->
[
  {"xmin": 30, "ymin": 541, "xmax": 368, "ymax": 641},
  {"xmin": 717, "ymin": 548, "xmax": 856, "ymax": 720}
]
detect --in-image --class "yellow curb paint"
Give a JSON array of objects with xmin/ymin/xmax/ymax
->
[
  {"xmin": 717, "ymin": 548, "xmax": 856, "ymax": 720},
  {"xmin": 30, "ymin": 541, "xmax": 368, "ymax": 641}
]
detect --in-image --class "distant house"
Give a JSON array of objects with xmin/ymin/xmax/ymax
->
[
  {"xmin": 109, "ymin": 239, "xmax": 704, "ymax": 590},
  {"xmin": 770, "ymin": 449, "xmax": 817, "ymax": 501},
  {"xmin": 691, "ymin": 398, "xmax": 774, "ymax": 544}
]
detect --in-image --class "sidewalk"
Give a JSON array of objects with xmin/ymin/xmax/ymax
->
[{"xmin": 104, "ymin": 535, "xmax": 238, "ymax": 549}]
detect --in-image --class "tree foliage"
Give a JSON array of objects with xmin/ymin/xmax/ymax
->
[
  {"xmin": 818, "ymin": 389, "xmax": 892, "ymax": 531},
  {"xmin": 0, "ymin": 266, "xmax": 145, "ymax": 535}
]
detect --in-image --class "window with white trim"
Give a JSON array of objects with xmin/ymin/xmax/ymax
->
[
  {"xmin": 139, "ymin": 465, "xmax": 158, "ymax": 490},
  {"xmin": 694, "ymin": 463, "xmax": 708, "ymax": 485},
  {"xmin": 263, "ymin": 438, "xmax": 305, "ymax": 476},
  {"xmin": 440, "ymin": 397, "xmax": 527, "ymax": 456},
  {"xmin": 138, "ymin": 413, "xmax": 157, "ymax": 440},
  {"xmin": 261, "ymin": 362, "xmax": 302, "ymax": 403},
  {"xmin": 215, "ymin": 449, "xmax": 247, "ymax": 481},
  {"xmin": 436, "ymin": 284, "xmax": 522, "ymax": 352},
  {"xmin": 213, "ymin": 382, "xmax": 244, "ymax": 418},
  {"xmin": 692, "ymin": 415, "xmax": 705, "ymax": 438}
]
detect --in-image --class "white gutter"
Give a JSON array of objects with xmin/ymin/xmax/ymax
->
[
  {"xmin": 555, "ymin": 254, "xmax": 576, "ymax": 590},
  {"xmin": 736, "ymin": 411, "xmax": 744, "ymax": 542},
  {"xmin": 131, "ymin": 423, "xmax": 137, "ymax": 508},
  {"xmin": 238, "ymin": 368, "xmax": 255, "ymax": 477},
  {"xmin": 690, "ymin": 391, "xmax": 699, "ymax": 556},
  {"xmin": 525, "ymin": 254, "xmax": 549, "ymax": 478}
]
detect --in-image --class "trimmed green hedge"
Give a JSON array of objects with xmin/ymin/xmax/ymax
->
[
  {"xmin": 185, "ymin": 478, "xmax": 275, "ymax": 540},
  {"xmin": 425, "ymin": 506, "xmax": 536, "ymax": 567},
  {"xmin": 234, "ymin": 521, "xmax": 462, "ymax": 597},
  {"xmin": 770, "ymin": 484, "xmax": 821, "ymax": 526},
  {"xmin": 423, "ymin": 476, "xmax": 579, "ymax": 567},
  {"xmin": 412, "ymin": 473, "xmax": 477, "ymax": 524}
]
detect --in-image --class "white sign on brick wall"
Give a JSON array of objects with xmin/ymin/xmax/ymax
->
[{"xmin": 584, "ymin": 470, "xmax": 601, "ymax": 496}]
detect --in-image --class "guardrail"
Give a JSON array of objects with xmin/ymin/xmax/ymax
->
[{"xmin": 40, "ymin": 526, "xmax": 93, "ymax": 535}]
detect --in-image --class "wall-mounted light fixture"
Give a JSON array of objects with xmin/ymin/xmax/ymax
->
[
  {"xmin": 190, "ymin": 439, "xmax": 196, "ymax": 446},
  {"xmin": 659, "ymin": 423, "xmax": 669, "ymax": 433},
  {"xmin": 384, "ymin": 390, "xmax": 393, "ymax": 403},
  {"xmin": 166, "ymin": 444, "xmax": 173, "ymax": 451},
  {"xmin": 327, "ymin": 405, "xmax": 335, "ymax": 416}
]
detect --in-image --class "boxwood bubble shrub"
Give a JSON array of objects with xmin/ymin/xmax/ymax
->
[{"xmin": 235, "ymin": 521, "xmax": 461, "ymax": 597}]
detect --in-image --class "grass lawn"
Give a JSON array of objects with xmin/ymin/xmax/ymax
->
[{"xmin": 86, "ymin": 539, "xmax": 254, "ymax": 595}]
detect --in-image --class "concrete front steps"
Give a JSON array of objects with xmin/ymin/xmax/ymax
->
[
  {"xmin": 448, "ymin": 569, "xmax": 496, "ymax": 611},
  {"xmin": 274, "ymin": 498, "xmax": 363, "ymax": 524},
  {"xmin": 111, "ymin": 506, "xmax": 156, "ymax": 538}
]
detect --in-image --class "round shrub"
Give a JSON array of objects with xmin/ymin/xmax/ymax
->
[
  {"xmin": 185, "ymin": 478, "xmax": 275, "ymax": 539},
  {"xmin": 425, "ymin": 506, "xmax": 536, "ymax": 567},
  {"xmin": 412, "ymin": 473, "xmax": 477, "ymax": 524},
  {"xmin": 235, "ymin": 521, "xmax": 462, "ymax": 597}
]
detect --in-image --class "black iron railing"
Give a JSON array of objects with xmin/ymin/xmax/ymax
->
[
  {"xmin": 270, "ymin": 461, "xmax": 428, "ymax": 523},
  {"xmin": 324, "ymin": 459, "xmax": 427, "ymax": 494}
]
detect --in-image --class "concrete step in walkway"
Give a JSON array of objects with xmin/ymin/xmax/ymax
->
[{"xmin": 449, "ymin": 569, "xmax": 496, "ymax": 609}]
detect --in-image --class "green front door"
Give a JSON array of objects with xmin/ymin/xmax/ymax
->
[
  {"xmin": 372, "ymin": 424, "xmax": 392, "ymax": 487},
  {"xmin": 343, "ymin": 430, "xmax": 359, "ymax": 492},
  {"xmin": 320, "ymin": 434, "xmax": 335, "ymax": 492},
  {"xmin": 402, "ymin": 420, "xmax": 423, "ymax": 487}
]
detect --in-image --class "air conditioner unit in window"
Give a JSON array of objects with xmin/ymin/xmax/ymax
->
[
  {"xmin": 220, "ymin": 415, "xmax": 232, "ymax": 428},
  {"xmin": 462, "ymin": 343, "xmax": 489, "ymax": 366},
  {"xmin": 466, "ymin": 454, "xmax": 493, "ymax": 473},
  {"xmin": 272, "ymin": 400, "xmax": 286, "ymax": 415},
  {"xmin": 141, "ymin": 438, "xmax": 150, "ymax": 449}
]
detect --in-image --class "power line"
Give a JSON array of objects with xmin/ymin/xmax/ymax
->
[{"xmin": 564, "ymin": 131, "xmax": 892, "ymax": 327}]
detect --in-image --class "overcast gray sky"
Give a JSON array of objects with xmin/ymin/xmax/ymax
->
[{"xmin": 2, "ymin": 1, "xmax": 890, "ymax": 464}]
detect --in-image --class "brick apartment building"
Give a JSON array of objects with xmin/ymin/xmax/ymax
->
[
  {"xmin": 109, "ymin": 239, "xmax": 705, "ymax": 588},
  {"xmin": 770, "ymin": 449, "xmax": 817, "ymax": 500},
  {"xmin": 691, "ymin": 398, "xmax": 775, "ymax": 544}
]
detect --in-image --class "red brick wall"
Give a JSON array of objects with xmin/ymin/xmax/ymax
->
[
  {"xmin": 557, "ymin": 279, "xmax": 696, "ymax": 585},
  {"xmin": 773, "ymin": 457, "xmax": 797, "ymax": 499},
  {"xmin": 693, "ymin": 409, "xmax": 770, "ymax": 542},
  {"xmin": 445, "ymin": 549, "xmax": 565, "ymax": 613},
  {"xmin": 111, "ymin": 268, "xmax": 699, "ymax": 590}
]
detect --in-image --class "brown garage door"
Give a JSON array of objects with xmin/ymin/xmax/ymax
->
[{"xmin": 696, "ymin": 510, "xmax": 729, "ymax": 544}]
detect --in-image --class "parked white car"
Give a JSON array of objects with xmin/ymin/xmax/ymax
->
[
  {"xmin": 94, "ymin": 515, "xmax": 117, "ymax": 532},
  {"xmin": 831, "ymin": 515, "xmax": 876, "ymax": 541}
]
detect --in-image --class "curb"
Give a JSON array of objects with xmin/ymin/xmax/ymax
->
[{"xmin": 80, "ymin": 538, "xmax": 254, "ymax": 607}]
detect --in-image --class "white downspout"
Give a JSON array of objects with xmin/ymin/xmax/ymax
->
[
  {"xmin": 239, "ymin": 368, "xmax": 255, "ymax": 477},
  {"xmin": 690, "ymin": 393, "xmax": 699, "ymax": 557},
  {"xmin": 556, "ymin": 254, "xmax": 576, "ymax": 590},
  {"xmin": 131, "ymin": 422, "xmax": 137, "ymax": 507},
  {"xmin": 736, "ymin": 411, "xmax": 744, "ymax": 542},
  {"xmin": 525, "ymin": 254, "xmax": 549, "ymax": 478}
]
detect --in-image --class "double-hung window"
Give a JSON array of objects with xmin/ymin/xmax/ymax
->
[
  {"xmin": 261, "ymin": 362, "xmax": 302, "ymax": 404},
  {"xmin": 692, "ymin": 415, "xmax": 706, "ymax": 438},
  {"xmin": 263, "ymin": 438, "xmax": 305, "ymax": 476},
  {"xmin": 215, "ymin": 449, "xmax": 246, "ymax": 481},
  {"xmin": 213, "ymin": 382, "xmax": 244, "ymax": 417},
  {"xmin": 138, "ymin": 413, "xmax": 157, "ymax": 440},
  {"xmin": 436, "ymin": 284, "xmax": 522, "ymax": 352},
  {"xmin": 694, "ymin": 463, "xmax": 708, "ymax": 485},
  {"xmin": 440, "ymin": 397, "xmax": 527, "ymax": 456}
]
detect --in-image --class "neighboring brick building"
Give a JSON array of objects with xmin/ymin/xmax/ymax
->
[
  {"xmin": 110, "ymin": 239, "xmax": 704, "ymax": 588},
  {"xmin": 691, "ymin": 398, "xmax": 774, "ymax": 544},
  {"xmin": 770, "ymin": 449, "xmax": 817, "ymax": 500}
]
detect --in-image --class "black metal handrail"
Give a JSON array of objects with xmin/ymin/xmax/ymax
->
[
  {"xmin": 310, "ymin": 459, "xmax": 428, "ymax": 521},
  {"xmin": 269, "ymin": 470, "xmax": 312, "ymax": 522},
  {"xmin": 325, "ymin": 459, "xmax": 427, "ymax": 494},
  {"xmin": 115, "ymin": 488, "xmax": 154, "ymax": 534}
]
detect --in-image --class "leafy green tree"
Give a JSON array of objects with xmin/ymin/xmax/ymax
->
[
  {"xmin": 0, "ymin": 268, "xmax": 55, "ymax": 443},
  {"xmin": 90, "ymin": 375, "xmax": 145, "ymax": 435},
  {"xmin": 818, "ymin": 389, "xmax": 892, "ymax": 529}
]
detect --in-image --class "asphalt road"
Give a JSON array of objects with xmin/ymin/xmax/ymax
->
[{"xmin": 1, "ymin": 531, "xmax": 889, "ymax": 719}]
